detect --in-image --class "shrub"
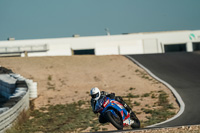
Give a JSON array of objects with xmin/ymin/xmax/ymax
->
[
  {"xmin": 48, "ymin": 75, "xmax": 52, "ymax": 81},
  {"xmin": 151, "ymin": 94, "xmax": 156, "ymax": 98},
  {"xmin": 129, "ymin": 87, "xmax": 135, "ymax": 91},
  {"xmin": 126, "ymin": 93, "xmax": 140, "ymax": 98},
  {"xmin": 134, "ymin": 101, "xmax": 141, "ymax": 106},
  {"xmin": 142, "ymin": 93, "xmax": 150, "ymax": 97}
]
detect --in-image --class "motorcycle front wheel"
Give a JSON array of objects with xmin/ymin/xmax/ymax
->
[
  {"xmin": 131, "ymin": 115, "xmax": 140, "ymax": 129},
  {"xmin": 105, "ymin": 111, "xmax": 123, "ymax": 130}
]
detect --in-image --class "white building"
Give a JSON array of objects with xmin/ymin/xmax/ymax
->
[{"xmin": 0, "ymin": 30, "xmax": 200, "ymax": 57}]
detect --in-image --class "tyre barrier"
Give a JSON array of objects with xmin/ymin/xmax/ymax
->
[
  {"xmin": 0, "ymin": 73, "xmax": 37, "ymax": 133},
  {"xmin": 26, "ymin": 80, "xmax": 37, "ymax": 99}
]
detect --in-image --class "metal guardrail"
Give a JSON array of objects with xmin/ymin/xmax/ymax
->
[
  {"xmin": 0, "ymin": 90, "xmax": 29, "ymax": 133},
  {"xmin": 0, "ymin": 74, "xmax": 30, "ymax": 133},
  {"xmin": 0, "ymin": 44, "xmax": 49, "ymax": 54}
]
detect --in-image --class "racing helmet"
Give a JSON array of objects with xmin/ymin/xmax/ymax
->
[{"xmin": 90, "ymin": 87, "xmax": 100, "ymax": 100}]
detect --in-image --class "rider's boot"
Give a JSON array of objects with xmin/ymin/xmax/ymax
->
[
  {"xmin": 123, "ymin": 103, "xmax": 137, "ymax": 120},
  {"xmin": 115, "ymin": 96, "xmax": 137, "ymax": 120},
  {"xmin": 129, "ymin": 110, "xmax": 138, "ymax": 120}
]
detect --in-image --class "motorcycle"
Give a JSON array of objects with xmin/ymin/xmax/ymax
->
[{"xmin": 94, "ymin": 96, "xmax": 140, "ymax": 130}]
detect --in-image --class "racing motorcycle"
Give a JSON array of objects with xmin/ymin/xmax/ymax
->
[{"xmin": 94, "ymin": 95, "xmax": 140, "ymax": 130}]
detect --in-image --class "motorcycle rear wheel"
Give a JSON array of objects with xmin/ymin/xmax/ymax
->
[{"xmin": 105, "ymin": 111, "xmax": 123, "ymax": 130}]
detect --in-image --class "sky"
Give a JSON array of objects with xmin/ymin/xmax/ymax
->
[{"xmin": 0, "ymin": 0, "xmax": 200, "ymax": 40}]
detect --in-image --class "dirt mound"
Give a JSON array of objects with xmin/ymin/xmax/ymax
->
[{"xmin": 0, "ymin": 55, "xmax": 179, "ymax": 130}]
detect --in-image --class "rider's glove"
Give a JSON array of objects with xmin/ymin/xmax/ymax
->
[
  {"xmin": 93, "ymin": 110, "xmax": 98, "ymax": 114},
  {"xmin": 107, "ymin": 93, "xmax": 115, "ymax": 99}
]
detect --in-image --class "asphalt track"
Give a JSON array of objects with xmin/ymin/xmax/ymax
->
[{"xmin": 127, "ymin": 52, "xmax": 200, "ymax": 127}]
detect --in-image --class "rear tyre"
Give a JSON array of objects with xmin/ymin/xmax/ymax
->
[{"xmin": 105, "ymin": 111, "xmax": 123, "ymax": 130}]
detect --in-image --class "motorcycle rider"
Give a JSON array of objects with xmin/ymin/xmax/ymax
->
[{"xmin": 90, "ymin": 87, "xmax": 137, "ymax": 123}]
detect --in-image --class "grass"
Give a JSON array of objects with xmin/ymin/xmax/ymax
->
[
  {"xmin": 47, "ymin": 75, "xmax": 56, "ymax": 90},
  {"xmin": 134, "ymin": 101, "xmax": 141, "ymax": 106},
  {"xmin": 145, "ymin": 104, "xmax": 150, "ymax": 108},
  {"xmin": 129, "ymin": 87, "xmax": 135, "ymax": 91},
  {"xmin": 48, "ymin": 75, "xmax": 52, "ymax": 81},
  {"xmin": 102, "ymin": 127, "xmax": 108, "ymax": 131},
  {"xmin": 142, "ymin": 93, "xmax": 151, "ymax": 97},
  {"xmin": 121, "ymin": 89, "xmax": 176, "ymax": 127},
  {"xmin": 135, "ymin": 69, "xmax": 160, "ymax": 84},
  {"xmin": 6, "ymin": 100, "xmax": 102, "ymax": 133},
  {"xmin": 6, "ymin": 110, "xmax": 30, "ymax": 133},
  {"xmin": 6, "ymin": 89, "xmax": 177, "ymax": 132},
  {"xmin": 47, "ymin": 76, "xmax": 55, "ymax": 90},
  {"xmin": 122, "ymin": 93, "xmax": 140, "ymax": 98},
  {"xmin": 151, "ymin": 93, "xmax": 156, "ymax": 98},
  {"xmin": 143, "ymin": 109, "xmax": 176, "ymax": 126},
  {"xmin": 141, "ymin": 90, "xmax": 176, "ymax": 127}
]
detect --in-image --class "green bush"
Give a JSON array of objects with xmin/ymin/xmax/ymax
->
[
  {"xmin": 134, "ymin": 101, "xmax": 141, "ymax": 106},
  {"xmin": 142, "ymin": 93, "xmax": 150, "ymax": 97},
  {"xmin": 129, "ymin": 87, "xmax": 135, "ymax": 91},
  {"xmin": 126, "ymin": 93, "xmax": 140, "ymax": 98}
]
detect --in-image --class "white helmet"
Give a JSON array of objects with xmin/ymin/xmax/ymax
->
[{"xmin": 90, "ymin": 87, "xmax": 100, "ymax": 100}]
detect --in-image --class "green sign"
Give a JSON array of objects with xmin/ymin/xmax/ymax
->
[{"xmin": 189, "ymin": 33, "xmax": 195, "ymax": 40}]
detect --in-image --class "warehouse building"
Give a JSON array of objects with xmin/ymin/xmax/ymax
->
[{"xmin": 0, "ymin": 30, "xmax": 200, "ymax": 57}]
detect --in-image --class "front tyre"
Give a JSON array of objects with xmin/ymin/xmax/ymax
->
[
  {"xmin": 105, "ymin": 111, "xmax": 123, "ymax": 130},
  {"xmin": 131, "ymin": 115, "xmax": 140, "ymax": 129}
]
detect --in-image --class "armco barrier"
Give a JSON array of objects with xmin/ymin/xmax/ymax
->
[
  {"xmin": 0, "ymin": 91, "xmax": 29, "ymax": 133},
  {"xmin": 0, "ymin": 73, "xmax": 36, "ymax": 133}
]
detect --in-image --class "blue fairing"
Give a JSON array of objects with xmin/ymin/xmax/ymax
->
[{"xmin": 95, "ymin": 96, "xmax": 129, "ymax": 121}]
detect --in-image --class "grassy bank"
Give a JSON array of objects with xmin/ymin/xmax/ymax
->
[
  {"xmin": 6, "ymin": 100, "xmax": 103, "ymax": 133},
  {"xmin": 6, "ymin": 90, "xmax": 176, "ymax": 132}
]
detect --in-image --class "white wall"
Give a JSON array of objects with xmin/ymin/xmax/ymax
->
[
  {"xmin": 143, "ymin": 39, "xmax": 158, "ymax": 54},
  {"xmin": 0, "ymin": 30, "xmax": 200, "ymax": 56},
  {"xmin": 119, "ymin": 40, "xmax": 143, "ymax": 55},
  {"xmin": 95, "ymin": 42, "xmax": 119, "ymax": 55},
  {"xmin": 47, "ymin": 44, "xmax": 71, "ymax": 56},
  {"xmin": 95, "ymin": 40, "xmax": 144, "ymax": 55}
]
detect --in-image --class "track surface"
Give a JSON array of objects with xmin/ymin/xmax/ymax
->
[{"xmin": 128, "ymin": 52, "xmax": 200, "ymax": 127}]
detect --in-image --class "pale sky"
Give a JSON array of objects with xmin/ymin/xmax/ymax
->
[{"xmin": 0, "ymin": 0, "xmax": 200, "ymax": 40}]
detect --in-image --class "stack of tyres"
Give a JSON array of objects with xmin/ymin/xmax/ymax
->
[{"xmin": 26, "ymin": 79, "xmax": 37, "ymax": 99}]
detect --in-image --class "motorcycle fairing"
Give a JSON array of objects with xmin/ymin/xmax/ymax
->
[{"xmin": 95, "ymin": 96, "xmax": 134, "ymax": 126}]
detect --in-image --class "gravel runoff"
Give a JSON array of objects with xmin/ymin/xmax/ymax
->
[{"xmin": 125, "ymin": 125, "xmax": 200, "ymax": 133}]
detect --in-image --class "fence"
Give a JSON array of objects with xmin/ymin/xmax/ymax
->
[
  {"xmin": 0, "ymin": 73, "xmax": 36, "ymax": 133},
  {"xmin": 0, "ymin": 44, "xmax": 49, "ymax": 54},
  {"xmin": 0, "ymin": 90, "xmax": 29, "ymax": 133}
]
